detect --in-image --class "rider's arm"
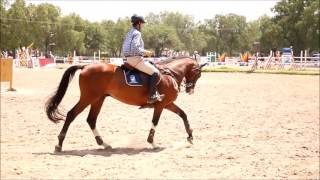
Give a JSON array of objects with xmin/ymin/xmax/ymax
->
[{"xmin": 131, "ymin": 32, "xmax": 146, "ymax": 56}]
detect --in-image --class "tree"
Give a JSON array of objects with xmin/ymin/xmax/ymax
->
[
  {"xmin": 102, "ymin": 18, "xmax": 130, "ymax": 57},
  {"xmin": 272, "ymin": 0, "xmax": 319, "ymax": 53},
  {"xmin": 4, "ymin": 0, "xmax": 30, "ymax": 49},
  {"xmin": 145, "ymin": 12, "xmax": 162, "ymax": 25},
  {"xmin": 198, "ymin": 19, "xmax": 219, "ymax": 55},
  {"xmin": 213, "ymin": 14, "xmax": 247, "ymax": 56},
  {"xmin": 258, "ymin": 15, "xmax": 284, "ymax": 53},
  {"xmin": 189, "ymin": 26, "xmax": 207, "ymax": 55},
  {"xmin": 162, "ymin": 12, "xmax": 195, "ymax": 51},
  {"xmin": 240, "ymin": 20, "xmax": 261, "ymax": 53},
  {"xmin": 28, "ymin": 3, "xmax": 60, "ymax": 55},
  {"xmin": 143, "ymin": 24, "xmax": 181, "ymax": 56},
  {"xmin": 55, "ymin": 15, "xmax": 86, "ymax": 55},
  {"xmin": 1, "ymin": 1, "xmax": 317, "ymax": 57},
  {"xmin": 299, "ymin": 0, "xmax": 319, "ymax": 52},
  {"xmin": 84, "ymin": 22, "xmax": 104, "ymax": 54},
  {"xmin": 0, "ymin": 0, "xmax": 9, "ymax": 49}
]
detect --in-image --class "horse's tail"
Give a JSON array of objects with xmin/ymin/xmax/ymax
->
[{"xmin": 45, "ymin": 65, "xmax": 84, "ymax": 123}]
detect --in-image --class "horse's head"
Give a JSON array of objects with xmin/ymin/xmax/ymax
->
[
  {"xmin": 157, "ymin": 57, "xmax": 207, "ymax": 94},
  {"xmin": 184, "ymin": 62, "xmax": 207, "ymax": 94}
]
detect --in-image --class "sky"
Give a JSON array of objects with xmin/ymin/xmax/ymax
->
[{"xmin": 26, "ymin": 0, "xmax": 279, "ymax": 22}]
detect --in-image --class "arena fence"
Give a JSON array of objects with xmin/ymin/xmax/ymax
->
[{"xmin": 9, "ymin": 51, "xmax": 319, "ymax": 72}]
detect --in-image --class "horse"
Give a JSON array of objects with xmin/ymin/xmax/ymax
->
[{"xmin": 45, "ymin": 57, "xmax": 206, "ymax": 152}]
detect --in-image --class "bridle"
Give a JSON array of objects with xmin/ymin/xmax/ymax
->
[
  {"xmin": 184, "ymin": 82, "xmax": 195, "ymax": 88},
  {"xmin": 159, "ymin": 65, "xmax": 199, "ymax": 93},
  {"xmin": 183, "ymin": 66, "xmax": 201, "ymax": 88}
]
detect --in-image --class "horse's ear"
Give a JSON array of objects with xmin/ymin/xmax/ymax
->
[{"xmin": 199, "ymin": 63, "xmax": 207, "ymax": 69}]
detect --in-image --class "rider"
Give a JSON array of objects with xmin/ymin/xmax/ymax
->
[{"xmin": 122, "ymin": 14, "xmax": 164, "ymax": 104}]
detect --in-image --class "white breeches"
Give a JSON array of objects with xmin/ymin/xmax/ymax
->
[{"xmin": 126, "ymin": 56, "xmax": 159, "ymax": 75}]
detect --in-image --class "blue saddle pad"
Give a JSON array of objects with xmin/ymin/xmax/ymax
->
[{"xmin": 123, "ymin": 69, "xmax": 144, "ymax": 86}]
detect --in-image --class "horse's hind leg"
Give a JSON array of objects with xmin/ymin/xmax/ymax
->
[
  {"xmin": 165, "ymin": 103, "xmax": 193, "ymax": 144},
  {"xmin": 86, "ymin": 96, "xmax": 112, "ymax": 149},
  {"xmin": 55, "ymin": 99, "xmax": 90, "ymax": 152}
]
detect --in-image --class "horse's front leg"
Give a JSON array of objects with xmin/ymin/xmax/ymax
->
[
  {"xmin": 147, "ymin": 107, "xmax": 164, "ymax": 148},
  {"xmin": 165, "ymin": 103, "xmax": 193, "ymax": 144}
]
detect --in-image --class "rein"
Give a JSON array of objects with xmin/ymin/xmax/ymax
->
[{"xmin": 157, "ymin": 65, "xmax": 195, "ymax": 93}]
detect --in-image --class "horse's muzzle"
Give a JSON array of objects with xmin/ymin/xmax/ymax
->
[{"xmin": 187, "ymin": 88, "xmax": 194, "ymax": 95}]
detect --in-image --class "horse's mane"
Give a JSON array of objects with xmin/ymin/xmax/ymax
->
[{"xmin": 155, "ymin": 56, "xmax": 195, "ymax": 65}]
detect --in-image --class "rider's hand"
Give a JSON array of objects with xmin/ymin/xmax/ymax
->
[{"xmin": 144, "ymin": 50, "xmax": 153, "ymax": 57}]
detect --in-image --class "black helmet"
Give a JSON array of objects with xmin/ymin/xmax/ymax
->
[{"xmin": 131, "ymin": 14, "xmax": 146, "ymax": 24}]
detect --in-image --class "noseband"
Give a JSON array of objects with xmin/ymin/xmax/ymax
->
[{"xmin": 184, "ymin": 82, "xmax": 195, "ymax": 88}]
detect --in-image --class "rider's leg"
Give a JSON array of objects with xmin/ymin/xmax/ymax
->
[
  {"xmin": 126, "ymin": 56, "xmax": 164, "ymax": 103},
  {"xmin": 126, "ymin": 56, "xmax": 156, "ymax": 75}
]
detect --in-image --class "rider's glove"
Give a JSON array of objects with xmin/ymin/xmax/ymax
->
[{"xmin": 144, "ymin": 50, "xmax": 153, "ymax": 57}]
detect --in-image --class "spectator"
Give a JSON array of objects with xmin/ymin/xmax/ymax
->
[{"xmin": 193, "ymin": 51, "xmax": 200, "ymax": 62}]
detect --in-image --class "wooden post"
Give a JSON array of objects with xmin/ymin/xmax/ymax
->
[{"xmin": 0, "ymin": 58, "xmax": 16, "ymax": 91}]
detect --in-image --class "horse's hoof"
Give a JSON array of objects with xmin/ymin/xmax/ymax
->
[
  {"xmin": 147, "ymin": 129, "xmax": 155, "ymax": 144},
  {"xmin": 150, "ymin": 143, "xmax": 159, "ymax": 149},
  {"xmin": 187, "ymin": 137, "xmax": 194, "ymax": 145},
  {"xmin": 147, "ymin": 137, "xmax": 153, "ymax": 144},
  {"xmin": 104, "ymin": 145, "xmax": 112, "ymax": 150},
  {"xmin": 54, "ymin": 145, "xmax": 62, "ymax": 152},
  {"xmin": 103, "ymin": 143, "xmax": 112, "ymax": 150}
]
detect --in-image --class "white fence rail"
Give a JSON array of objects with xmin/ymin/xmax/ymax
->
[{"xmin": 11, "ymin": 55, "xmax": 319, "ymax": 70}]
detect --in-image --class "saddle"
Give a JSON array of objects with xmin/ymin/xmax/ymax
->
[
  {"xmin": 120, "ymin": 60, "xmax": 176, "ymax": 87},
  {"xmin": 121, "ymin": 62, "xmax": 145, "ymax": 86}
]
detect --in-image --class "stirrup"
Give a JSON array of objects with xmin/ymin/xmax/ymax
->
[{"xmin": 147, "ymin": 94, "xmax": 165, "ymax": 104}]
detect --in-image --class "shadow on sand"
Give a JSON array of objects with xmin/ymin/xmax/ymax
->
[{"xmin": 33, "ymin": 147, "xmax": 165, "ymax": 157}]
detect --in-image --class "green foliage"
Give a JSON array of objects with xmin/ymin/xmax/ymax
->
[
  {"xmin": 84, "ymin": 23, "xmax": 104, "ymax": 54},
  {"xmin": 103, "ymin": 18, "xmax": 130, "ymax": 57},
  {"xmin": 3, "ymin": 0, "xmax": 30, "ymax": 49},
  {"xmin": 258, "ymin": 15, "xmax": 284, "ymax": 52},
  {"xmin": 0, "ymin": 0, "xmax": 319, "ymax": 57},
  {"xmin": 143, "ymin": 24, "xmax": 181, "ymax": 56},
  {"xmin": 263, "ymin": 0, "xmax": 320, "ymax": 53}
]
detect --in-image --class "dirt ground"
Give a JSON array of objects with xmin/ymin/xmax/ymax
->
[{"xmin": 1, "ymin": 68, "xmax": 319, "ymax": 179}]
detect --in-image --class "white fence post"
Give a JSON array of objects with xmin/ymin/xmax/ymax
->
[
  {"xmin": 300, "ymin": 50, "xmax": 303, "ymax": 68},
  {"xmin": 304, "ymin": 49, "xmax": 307, "ymax": 65},
  {"xmin": 73, "ymin": 50, "xmax": 75, "ymax": 64},
  {"xmin": 98, "ymin": 50, "xmax": 101, "ymax": 62},
  {"xmin": 93, "ymin": 52, "xmax": 96, "ymax": 63}
]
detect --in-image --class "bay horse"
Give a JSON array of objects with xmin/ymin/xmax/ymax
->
[{"xmin": 45, "ymin": 57, "xmax": 206, "ymax": 152}]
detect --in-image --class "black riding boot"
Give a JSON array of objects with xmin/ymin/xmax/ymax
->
[{"xmin": 147, "ymin": 73, "xmax": 164, "ymax": 104}]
